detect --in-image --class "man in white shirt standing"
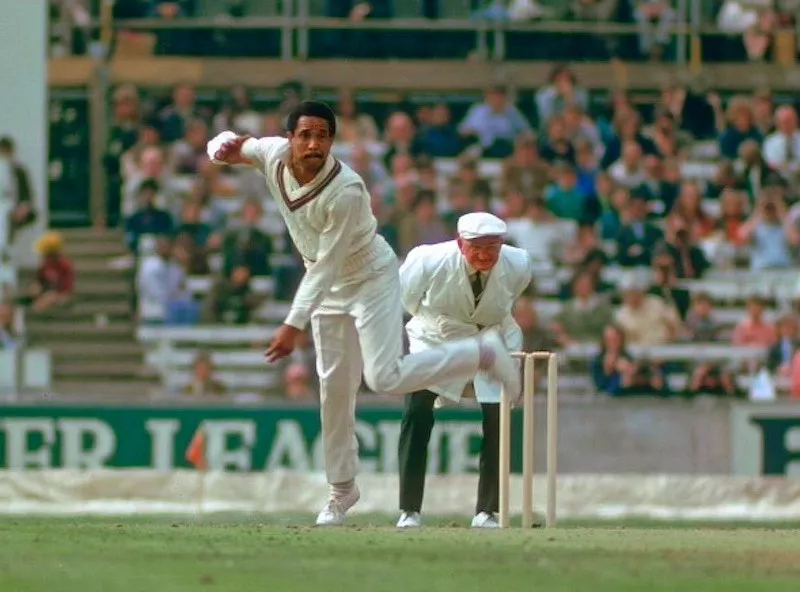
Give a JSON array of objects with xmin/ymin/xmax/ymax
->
[
  {"xmin": 396, "ymin": 212, "xmax": 533, "ymax": 529},
  {"xmin": 762, "ymin": 105, "xmax": 800, "ymax": 183},
  {"xmin": 207, "ymin": 101, "xmax": 520, "ymax": 526}
]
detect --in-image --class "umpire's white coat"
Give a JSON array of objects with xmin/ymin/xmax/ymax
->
[{"xmin": 399, "ymin": 241, "xmax": 534, "ymax": 404}]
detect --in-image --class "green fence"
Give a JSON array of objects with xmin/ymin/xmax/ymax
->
[{"xmin": 0, "ymin": 405, "xmax": 527, "ymax": 473}]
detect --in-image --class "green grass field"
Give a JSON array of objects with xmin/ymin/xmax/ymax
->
[{"xmin": 1, "ymin": 515, "xmax": 799, "ymax": 592}]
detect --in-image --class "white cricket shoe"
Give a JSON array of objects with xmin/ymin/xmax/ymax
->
[
  {"xmin": 396, "ymin": 511, "xmax": 422, "ymax": 528},
  {"xmin": 480, "ymin": 330, "xmax": 521, "ymax": 400},
  {"xmin": 471, "ymin": 512, "xmax": 500, "ymax": 529},
  {"xmin": 315, "ymin": 484, "xmax": 360, "ymax": 526}
]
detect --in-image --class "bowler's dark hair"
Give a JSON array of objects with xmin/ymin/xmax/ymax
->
[{"xmin": 286, "ymin": 101, "xmax": 337, "ymax": 136}]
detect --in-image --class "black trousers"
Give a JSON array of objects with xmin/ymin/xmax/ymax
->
[{"xmin": 398, "ymin": 390, "xmax": 500, "ymax": 515}]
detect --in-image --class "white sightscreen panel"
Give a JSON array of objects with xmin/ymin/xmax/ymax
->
[{"xmin": 0, "ymin": 0, "xmax": 48, "ymax": 227}]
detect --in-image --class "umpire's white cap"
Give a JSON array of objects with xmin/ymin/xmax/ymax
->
[{"xmin": 457, "ymin": 212, "xmax": 507, "ymax": 240}]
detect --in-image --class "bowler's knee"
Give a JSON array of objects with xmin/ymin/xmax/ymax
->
[{"xmin": 363, "ymin": 366, "xmax": 402, "ymax": 396}]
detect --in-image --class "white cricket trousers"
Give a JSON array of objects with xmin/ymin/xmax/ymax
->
[{"xmin": 311, "ymin": 258, "xmax": 481, "ymax": 484}]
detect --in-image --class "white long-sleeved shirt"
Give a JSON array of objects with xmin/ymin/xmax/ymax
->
[
  {"xmin": 208, "ymin": 133, "xmax": 395, "ymax": 329},
  {"xmin": 137, "ymin": 256, "xmax": 186, "ymax": 320}
]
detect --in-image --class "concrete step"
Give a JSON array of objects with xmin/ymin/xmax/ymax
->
[
  {"xmin": 67, "ymin": 300, "xmax": 132, "ymax": 318},
  {"xmin": 72, "ymin": 260, "xmax": 132, "ymax": 274},
  {"xmin": 53, "ymin": 360, "xmax": 157, "ymax": 380},
  {"xmin": 73, "ymin": 279, "xmax": 131, "ymax": 296},
  {"xmin": 26, "ymin": 321, "xmax": 136, "ymax": 343},
  {"xmin": 50, "ymin": 379, "xmax": 162, "ymax": 398},
  {"xmin": 49, "ymin": 341, "xmax": 143, "ymax": 358},
  {"xmin": 60, "ymin": 228, "xmax": 125, "ymax": 242},
  {"xmin": 68, "ymin": 244, "xmax": 128, "ymax": 259}
]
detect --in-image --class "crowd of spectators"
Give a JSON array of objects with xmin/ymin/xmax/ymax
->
[
  {"xmin": 50, "ymin": 1, "xmax": 800, "ymax": 64},
  {"xmin": 95, "ymin": 58, "xmax": 800, "ymax": 400}
]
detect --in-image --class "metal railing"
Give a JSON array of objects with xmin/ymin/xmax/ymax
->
[{"xmin": 79, "ymin": 4, "xmax": 725, "ymax": 65}]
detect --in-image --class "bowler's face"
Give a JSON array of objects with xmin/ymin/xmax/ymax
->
[
  {"xmin": 458, "ymin": 236, "xmax": 503, "ymax": 272},
  {"xmin": 288, "ymin": 116, "xmax": 334, "ymax": 172}
]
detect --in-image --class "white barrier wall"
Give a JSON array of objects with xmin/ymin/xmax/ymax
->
[{"xmin": 2, "ymin": 470, "xmax": 800, "ymax": 520}]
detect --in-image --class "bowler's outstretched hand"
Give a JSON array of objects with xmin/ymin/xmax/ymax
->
[
  {"xmin": 214, "ymin": 134, "xmax": 253, "ymax": 165},
  {"xmin": 265, "ymin": 324, "xmax": 302, "ymax": 363}
]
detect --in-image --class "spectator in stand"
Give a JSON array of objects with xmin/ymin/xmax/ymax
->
[
  {"xmin": 397, "ymin": 190, "xmax": 450, "ymax": 257},
  {"xmin": 609, "ymin": 140, "xmax": 646, "ymax": 189},
  {"xmin": 335, "ymin": 89, "xmax": 379, "ymax": 143},
  {"xmin": 103, "ymin": 84, "xmax": 141, "ymax": 228},
  {"xmin": 513, "ymin": 296, "xmax": 558, "ymax": 377},
  {"xmin": 418, "ymin": 103, "xmax": 462, "ymax": 158},
  {"xmin": 736, "ymin": 139, "xmax": 770, "ymax": 202},
  {"xmin": 175, "ymin": 198, "xmax": 221, "ymax": 257},
  {"xmin": 545, "ymin": 162, "xmax": 596, "ymax": 222},
  {"xmin": 752, "ymin": 89, "xmax": 775, "ymax": 136},
  {"xmin": 212, "ymin": 85, "xmax": 263, "ymax": 137},
  {"xmin": 600, "ymin": 110, "xmax": 657, "ymax": 169},
  {"xmin": 16, "ymin": 232, "xmax": 75, "ymax": 314},
  {"xmin": 182, "ymin": 351, "xmax": 228, "ymax": 397},
  {"xmin": 574, "ymin": 139, "xmax": 600, "ymax": 197},
  {"xmin": 169, "ymin": 118, "xmax": 211, "ymax": 175},
  {"xmin": 221, "ymin": 198, "xmax": 273, "ymax": 277},
  {"xmin": 634, "ymin": 0, "xmax": 676, "ymax": 60},
  {"xmin": 562, "ymin": 221, "xmax": 604, "ymax": 267},
  {"xmin": 201, "ymin": 264, "xmax": 262, "ymax": 325},
  {"xmin": 659, "ymin": 84, "xmax": 716, "ymax": 140},
  {"xmin": 122, "ymin": 145, "xmax": 178, "ymax": 217},
  {"xmin": 284, "ymin": 363, "xmax": 316, "ymax": 400},
  {"xmin": 459, "ymin": 86, "xmax": 531, "ymax": 158},
  {"xmin": 615, "ymin": 192, "xmax": 664, "ymax": 267},
  {"xmin": 738, "ymin": 195, "xmax": 795, "ymax": 270},
  {"xmin": 599, "ymin": 185, "xmax": 629, "ymax": 240},
  {"xmin": 714, "ymin": 188, "xmax": 749, "ymax": 247},
  {"xmin": 645, "ymin": 110, "xmax": 692, "ymax": 159},
  {"xmin": 685, "ymin": 363, "xmax": 739, "ymax": 397},
  {"xmin": 551, "ymin": 271, "xmax": 614, "ymax": 345},
  {"xmin": 743, "ymin": 8, "xmax": 778, "ymax": 61},
  {"xmin": 382, "ymin": 111, "xmax": 424, "ymax": 169},
  {"xmin": 415, "ymin": 156, "xmax": 444, "ymax": 197},
  {"xmin": 648, "ymin": 251, "xmax": 691, "ymax": 320},
  {"xmin": 137, "ymin": 237, "xmax": 194, "ymax": 324},
  {"xmin": 707, "ymin": 160, "xmax": 747, "ymax": 199},
  {"xmin": 671, "ymin": 181, "xmax": 715, "ymax": 241},
  {"xmin": 659, "ymin": 215, "xmax": 710, "ymax": 280},
  {"xmin": 767, "ymin": 315, "xmax": 799, "ymax": 379},
  {"xmin": 762, "ymin": 105, "xmax": 800, "ymax": 184},
  {"xmin": 0, "ymin": 302, "xmax": 20, "ymax": 349},
  {"xmin": 120, "ymin": 120, "xmax": 163, "ymax": 181},
  {"xmin": 594, "ymin": 171, "xmax": 615, "ymax": 215},
  {"xmin": 719, "ymin": 97, "xmax": 763, "ymax": 160},
  {"xmin": 505, "ymin": 197, "xmax": 573, "ymax": 267},
  {"xmin": 159, "ymin": 83, "xmax": 204, "ymax": 143},
  {"xmin": 539, "ymin": 115, "xmax": 576, "ymax": 163},
  {"xmin": 732, "ymin": 296, "xmax": 776, "ymax": 347},
  {"xmin": 591, "ymin": 323, "xmax": 635, "ymax": 396},
  {"xmin": 615, "ymin": 273, "xmax": 680, "ymax": 346},
  {"xmin": 342, "ymin": 143, "xmax": 389, "ymax": 198},
  {"xmin": 563, "ymin": 105, "xmax": 602, "ymax": 157},
  {"xmin": 636, "ymin": 154, "xmax": 677, "ymax": 214},
  {"xmin": 534, "ymin": 65, "xmax": 589, "ymax": 127},
  {"xmin": 124, "ymin": 179, "xmax": 175, "ymax": 254},
  {"xmin": 0, "ymin": 136, "xmax": 36, "ymax": 246},
  {"xmin": 683, "ymin": 292, "xmax": 721, "ymax": 342}
]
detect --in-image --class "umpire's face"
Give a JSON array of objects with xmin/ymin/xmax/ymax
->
[{"xmin": 458, "ymin": 236, "xmax": 502, "ymax": 272}]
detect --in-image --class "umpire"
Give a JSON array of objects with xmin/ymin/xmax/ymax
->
[{"xmin": 395, "ymin": 213, "xmax": 533, "ymax": 528}]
